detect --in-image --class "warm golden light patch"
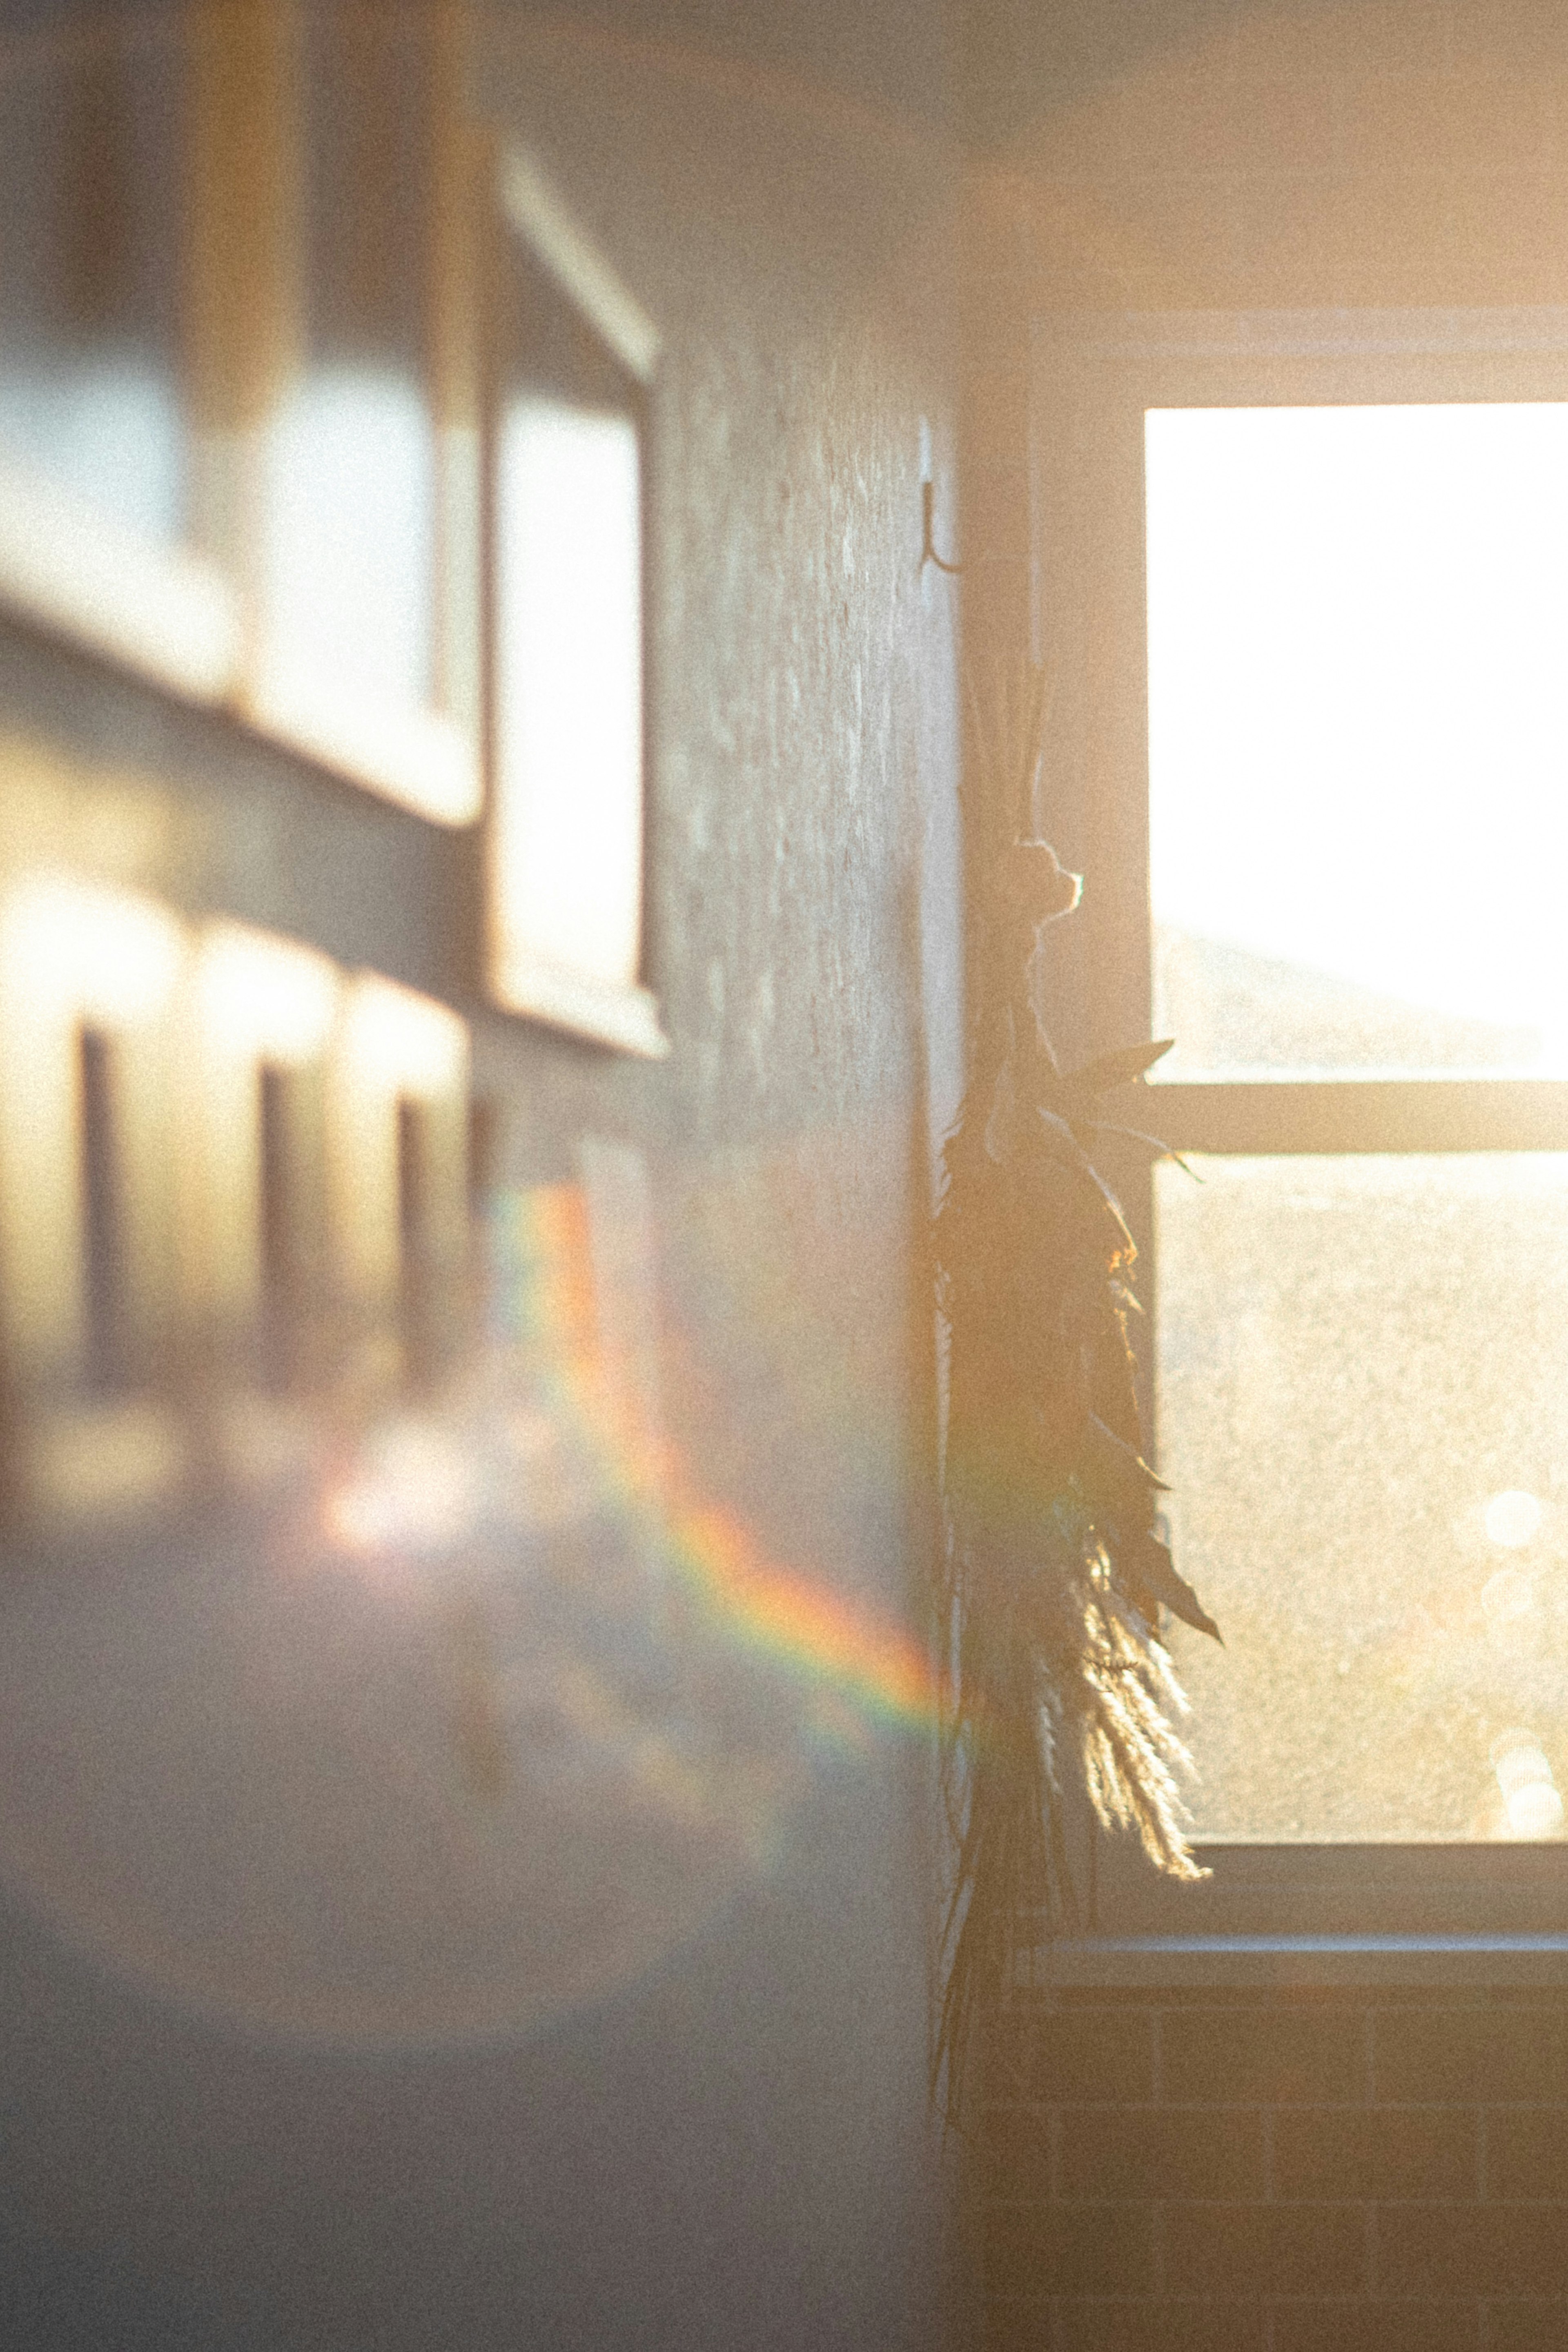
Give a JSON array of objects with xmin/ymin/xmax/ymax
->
[{"xmin": 0, "ymin": 872, "xmax": 472, "ymax": 1517}]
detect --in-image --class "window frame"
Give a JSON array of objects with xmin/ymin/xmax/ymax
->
[
  {"xmin": 1029, "ymin": 303, "xmax": 1568, "ymax": 1953},
  {"xmin": 0, "ymin": 5, "xmax": 480, "ymax": 825},
  {"xmin": 0, "ymin": 20, "xmax": 667, "ymax": 1058},
  {"xmin": 483, "ymin": 143, "xmax": 669, "ymax": 1060},
  {"xmin": 0, "ymin": 13, "xmax": 241, "ymax": 707}
]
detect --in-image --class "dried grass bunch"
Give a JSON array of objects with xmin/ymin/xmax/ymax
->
[{"xmin": 932, "ymin": 663, "xmax": 1221, "ymax": 2127}]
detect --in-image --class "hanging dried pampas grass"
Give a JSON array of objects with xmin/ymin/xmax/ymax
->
[{"xmin": 932, "ymin": 664, "xmax": 1219, "ymax": 2128}]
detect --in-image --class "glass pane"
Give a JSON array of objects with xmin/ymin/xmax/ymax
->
[
  {"xmin": 0, "ymin": 22, "xmax": 187, "ymax": 543},
  {"xmin": 262, "ymin": 373, "xmax": 434, "ymax": 715},
  {"xmin": 1147, "ymin": 405, "xmax": 1568, "ymax": 1079},
  {"xmin": 494, "ymin": 401, "xmax": 642, "ymax": 994},
  {"xmin": 490, "ymin": 242, "xmax": 644, "ymax": 1005},
  {"xmin": 261, "ymin": 11, "xmax": 437, "ymax": 719},
  {"xmin": 1156, "ymin": 1154, "xmax": 1568, "ymax": 1840}
]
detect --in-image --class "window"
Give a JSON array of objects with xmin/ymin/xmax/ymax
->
[
  {"xmin": 486, "ymin": 148, "xmax": 666, "ymax": 1058},
  {"xmin": 1030, "ymin": 308, "xmax": 1568, "ymax": 1943},
  {"xmin": 231, "ymin": 3, "xmax": 482, "ymax": 823},
  {"xmin": 0, "ymin": 6, "xmax": 476, "ymax": 816},
  {"xmin": 0, "ymin": 13, "xmax": 665, "ymax": 1054},
  {"xmin": 0, "ymin": 13, "xmax": 236, "ymax": 699}
]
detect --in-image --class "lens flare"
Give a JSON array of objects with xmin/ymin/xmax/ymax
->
[
  {"xmin": 492, "ymin": 1183, "xmax": 943, "ymax": 1736},
  {"xmin": 324, "ymin": 1418, "xmax": 479, "ymax": 1558},
  {"xmin": 1485, "ymin": 1489, "xmax": 1543, "ymax": 1548},
  {"xmin": 1491, "ymin": 1729, "xmax": 1566, "ymax": 1839}
]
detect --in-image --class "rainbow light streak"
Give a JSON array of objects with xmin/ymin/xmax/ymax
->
[{"xmin": 492, "ymin": 1184, "xmax": 944, "ymax": 1737}]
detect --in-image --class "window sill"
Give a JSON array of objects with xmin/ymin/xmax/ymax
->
[
  {"xmin": 1091, "ymin": 1840, "xmax": 1568, "ymax": 1950},
  {"xmin": 1026, "ymin": 1933, "xmax": 1568, "ymax": 1988},
  {"xmin": 246, "ymin": 667, "xmax": 482, "ymax": 827},
  {"xmin": 490, "ymin": 952, "xmax": 669, "ymax": 1059}
]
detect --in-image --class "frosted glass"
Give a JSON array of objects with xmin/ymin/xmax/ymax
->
[
  {"xmin": 1156, "ymin": 1154, "xmax": 1568, "ymax": 1839},
  {"xmin": 1146, "ymin": 404, "xmax": 1568, "ymax": 1079}
]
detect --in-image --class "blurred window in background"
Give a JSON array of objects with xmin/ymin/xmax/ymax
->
[
  {"xmin": 272, "ymin": 7, "xmax": 442, "ymax": 724},
  {"xmin": 0, "ymin": 14, "xmax": 237, "ymax": 697},
  {"xmin": 0, "ymin": 17, "xmax": 185, "ymax": 542},
  {"xmin": 0, "ymin": 9, "xmax": 665, "ymax": 1052},
  {"xmin": 487, "ymin": 151, "xmax": 667, "ymax": 1058},
  {"xmin": 186, "ymin": 1, "xmax": 481, "ymax": 820}
]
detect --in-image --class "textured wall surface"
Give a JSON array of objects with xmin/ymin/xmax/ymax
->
[
  {"xmin": 475, "ymin": 15, "xmax": 965, "ymax": 1171},
  {"xmin": 0, "ymin": 6, "xmax": 968, "ymax": 2348}
]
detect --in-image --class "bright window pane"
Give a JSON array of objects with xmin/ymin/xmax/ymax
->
[
  {"xmin": 492, "ymin": 398, "xmax": 643, "ymax": 995},
  {"xmin": 262, "ymin": 370, "xmax": 434, "ymax": 712},
  {"xmin": 1156, "ymin": 1154, "xmax": 1568, "ymax": 1840},
  {"xmin": 1147, "ymin": 405, "xmax": 1568, "ymax": 1078}
]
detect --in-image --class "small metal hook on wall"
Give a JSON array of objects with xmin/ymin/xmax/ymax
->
[{"xmin": 921, "ymin": 478, "xmax": 964, "ymax": 575}]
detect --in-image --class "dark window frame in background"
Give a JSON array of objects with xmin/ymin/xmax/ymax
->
[{"xmin": 1029, "ymin": 304, "xmax": 1568, "ymax": 1957}]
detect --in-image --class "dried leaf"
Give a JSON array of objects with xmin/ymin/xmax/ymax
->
[
  {"xmin": 1082, "ymin": 1412, "xmax": 1172, "ymax": 1502},
  {"xmin": 1120, "ymin": 1528, "xmax": 1221, "ymax": 1643},
  {"xmin": 1044, "ymin": 1038, "xmax": 1176, "ymax": 1111}
]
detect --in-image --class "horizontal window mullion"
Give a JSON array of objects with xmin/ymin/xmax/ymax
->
[
  {"xmin": 1092, "ymin": 1837, "xmax": 1568, "ymax": 1942},
  {"xmin": 1141, "ymin": 1078, "xmax": 1568, "ymax": 1155}
]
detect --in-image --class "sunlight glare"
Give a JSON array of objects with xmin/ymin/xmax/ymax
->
[
  {"xmin": 339, "ymin": 974, "xmax": 468, "ymax": 1101},
  {"xmin": 1147, "ymin": 404, "xmax": 1568, "ymax": 1066},
  {"xmin": 1492, "ymin": 1730, "xmax": 1566, "ymax": 1837},
  {"xmin": 0, "ymin": 872, "xmax": 183, "ymax": 1027},
  {"xmin": 196, "ymin": 922, "xmax": 338, "ymax": 1066},
  {"xmin": 1484, "ymin": 1487, "xmax": 1543, "ymax": 1549},
  {"xmin": 324, "ymin": 1418, "xmax": 479, "ymax": 1559}
]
